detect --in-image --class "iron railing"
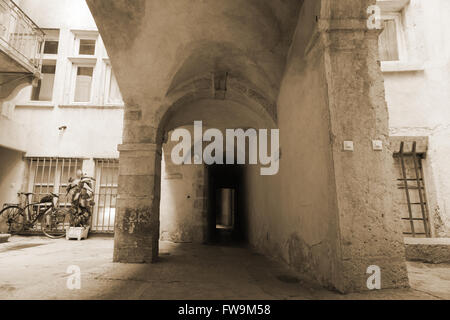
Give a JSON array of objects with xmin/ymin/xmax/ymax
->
[{"xmin": 0, "ymin": 0, "xmax": 44, "ymax": 74}]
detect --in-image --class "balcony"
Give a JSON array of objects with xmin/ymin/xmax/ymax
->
[{"xmin": 0, "ymin": 0, "xmax": 44, "ymax": 99}]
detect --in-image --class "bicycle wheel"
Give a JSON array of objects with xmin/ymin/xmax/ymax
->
[
  {"xmin": 42, "ymin": 208, "xmax": 70, "ymax": 239},
  {"xmin": 0, "ymin": 206, "xmax": 24, "ymax": 234}
]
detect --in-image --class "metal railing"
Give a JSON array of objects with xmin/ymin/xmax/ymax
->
[{"xmin": 0, "ymin": 0, "xmax": 44, "ymax": 73}]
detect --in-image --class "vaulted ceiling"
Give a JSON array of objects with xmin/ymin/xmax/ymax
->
[{"xmin": 87, "ymin": 0, "xmax": 304, "ymax": 129}]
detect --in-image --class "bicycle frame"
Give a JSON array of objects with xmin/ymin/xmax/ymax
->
[
  {"xmin": 22, "ymin": 203, "xmax": 52, "ymax": 227},
  {"xmin": 19, "ymin": 193, "xmax": 59, "ymax": 229}
]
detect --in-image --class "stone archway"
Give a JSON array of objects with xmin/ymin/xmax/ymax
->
[{"xmin": 88, "ymin": 0, "xmax": 409, "ymax": 293}]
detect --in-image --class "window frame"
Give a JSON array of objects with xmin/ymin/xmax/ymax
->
[
  {"xmin": 377, "ymin": 0, "xmax": 424, "ymax": 72},
  {"xmin": 42, "ymin": 29, "xmax": 60, "ymax": 56},
  {"xmin": 379, "ymin": 12, "xmax": 407, "ymax": 63},
  {"xmin": 71, "ymin": 30, "xmax": 99, "ymax": 57},
  {"xmin": 68, "ymin": 59, "xmax": 97, "ymax": 104},
  {"xmin": 31, "ymin": 60, "xmax": 57, "ymax": 102},
  {"xmin": 28, "ymin": 29, "xmax": 60, "ymax": 103},
  {"xmin": 102, "ymin": 59, "xmax": 124, "ymax": 106}
]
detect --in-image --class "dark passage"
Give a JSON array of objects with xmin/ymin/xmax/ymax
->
[{"xmin": 207, "ymin": 164, "xmax": 246, "ymax": 245}]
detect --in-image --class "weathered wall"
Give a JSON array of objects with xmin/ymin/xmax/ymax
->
[
  {"xmin": 160, "ymin": 129, "xmax": 207, "ymax": 243},
  {"xmin": 0, "ymin": 116, "xmax": 28, "ymax": 153},
  {"xmin": 12, "ymin": 107, "xmax": 123, "ymax": 159},
  {"xmin": 385, "ymin": 0, "xmax": 450, "ymax": 236},
  {"xmin": 244, "ymin": 0, "xmax": 409, "ymax": 292},
  {"xmin": 0, "ymin": 147, "xmax": 26, "ymax": 233},
  {"xmin": 244, "ymin": 0, "xmax": 341, "ymax": 290}
]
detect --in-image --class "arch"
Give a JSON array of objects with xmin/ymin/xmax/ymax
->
[{"xmin": 155, "ymin": 75, "xmax": 278, "ymax": 145}]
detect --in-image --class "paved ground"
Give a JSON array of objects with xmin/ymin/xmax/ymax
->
[{"xmin": 0, "ymin": 236, "xmax": 449, "ymax": 300}]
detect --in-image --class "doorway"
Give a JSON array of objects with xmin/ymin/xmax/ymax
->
[{"xmin": 207, "ymin": 163, "xmax": 245, "ymax": 244}]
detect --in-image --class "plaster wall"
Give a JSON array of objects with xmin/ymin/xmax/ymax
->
[
  {"xmin": 0, "ymin": 116, "xmax": 28, "ymax": 152},
  {"xmin": 244, "ymin": 0, "xmax": 409, "ymax": 293},
  {"xmin": 385, "ymin": 0, "xmax": 450, "ymax": 236},
  {"xmin": 160, "ymin": 130, "xmax": 207, "ymax": 244},
  {"xmin": 12, "ymin": 107, "xmax": 123, "ymax": 159},
  {"xmin": 243, "ymin": 0, "xmax": 341, "ymax": 290},
  {"xmin": 0, "ymin": 147, "xmax": 26, "ymax": 233}
]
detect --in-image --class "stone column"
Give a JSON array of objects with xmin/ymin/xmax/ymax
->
[
  {"xmin": 113, "ymin": 106, "xmax": 162, "ymax": 263},
  {"xmin": 318, "ymin": 0, "xmax": 409, "ymax": 291}
]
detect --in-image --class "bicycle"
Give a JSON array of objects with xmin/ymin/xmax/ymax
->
[{"xmin": 0, "ymin": 192, "xmax": 70, "ymax": 239}]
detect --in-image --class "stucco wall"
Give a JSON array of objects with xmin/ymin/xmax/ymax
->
[
  {"xmin": 243, "ymin": 0, "xmax": 341, "ymax": 289},
  {"xmin": 160, "ymin": 132, "xmax": 207, "ymax": 243},
  {"xmin": 0, "ymin": 147, "xmax": 26, "ymax": 233},
  {"xmin": 386, "ymin": 0, "xmax": 450, "ymax": 236},
  {"xmin": 12, "ymin": 107, "xmax": 123, "ymax": 159}
]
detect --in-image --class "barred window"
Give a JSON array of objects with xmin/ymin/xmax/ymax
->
[
  {"xmin": 92, "ymin": 159, "xmax": 118, "ymax": 232},
  {"xmin": 393, "ymin": 140, "xmax": 431, "ymax": 238},
  {"xmin": 27, "ymin": 158, "xmax": 82, "ymax": 208}
]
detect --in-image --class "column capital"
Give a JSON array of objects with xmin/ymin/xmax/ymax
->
[{"xmin": 305, "ymin": 18, "xmax": 381, "ymax": 58}]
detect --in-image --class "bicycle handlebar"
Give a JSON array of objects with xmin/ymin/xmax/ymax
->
[
  {"xmin": 18, "ymin": 192, "xmax": 34, "ymax": 196},
  {"xmin": 18, "ymin": 192, "xmax": 59, "ymax": 198}
]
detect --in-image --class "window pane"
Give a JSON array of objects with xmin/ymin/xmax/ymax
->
[
  {"xmin": 379, "ymin": 19, "xmax": 399, "ymax": 61},
  {"xmin": 31, "ymin": 64, "xmax": 56, "ymax": 101},
  {"xmin": 44, "ymin": 40, "xmax": 59, "ymax": 54},
  {"xmin": 74, "ymin": 66, "xmax": 94, "ymax": 102},
  {"xmin": 108, "ymin": 72, "xmax": 123, "ymax": 104},
  {"xmin": 79, "ymin": 39, "xmax": 96, "ymax": 55}
]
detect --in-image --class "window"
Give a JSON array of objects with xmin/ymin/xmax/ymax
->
[
  {"xmin": 66, "ymin": 31, "xmax": 99, "ymax": 104},
  {"xmin": 107, "ymin": 72, "xmax": 122, "ymax": 104},
  {"xmin": 376, "ymin": 0, "xmax": 423, "ymax": 72},
  {"xmin": 103, "ymin": 61, "xmax": 123, "ymax": 105},
  {"xmin": 79, "ymin": 39, "xmax": 96, "ymax": 55},
  {"xmin": 392, "ymin": 140, "xmax": 431, "ymax": 238},
  {"xmin": 27, "ymin": 158, "xmax": 83, "ymax": 209},
  {"xmin": 42, "ymin": 29, "xmax": 60, "ymax": 54},
  {"xmin": 379, "ymin": 19, "xmax": 399, "ymax": 61},
  {"xmin": 31, "ymin": 64, "xmax": 56, "ymax": 101},
  {"xmin": 378, "ymin": 12, "xmax": 405, "ymax": 63},
  {"xmin": 30, "ymin": 29, "xmax": 59, "ymax": 102},
  {"xmin": 43, "ymin": 40, "xmax": 58, "ymax": 54},
  {"xmin": 71, "ymin": 31, "xmax": 98, "ymax": 56},
  {"xmin": 92, "ymin": 159, "xmax": 118, "ymax": 232},
  {"xmin": 74, "ymin": 66, "xmax": 94, "ymax": 102}
]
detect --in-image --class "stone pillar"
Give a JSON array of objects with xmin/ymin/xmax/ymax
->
[
  {"xmin": 113, "ymin": 106, "xmax": 162, "ymax": 263},
  {"xmin": 318, "ymin": 0, "xmax": 409, "ymax": 291}
]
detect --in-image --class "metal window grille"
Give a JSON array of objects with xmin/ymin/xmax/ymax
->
[
  {"xmin": 92, "ymin": 159, "xmax": 118, "ymax": 233},
  {"xmin": 28, "ymin": 157, "xmax": 82, "ymax": 204},
  {"xmin": 394, "ymin": 142, "xmax": 431, "ymax": 238},
  {"xmin": 26, "ymin": 157, "xmax": 82, "ymax": 231}
]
